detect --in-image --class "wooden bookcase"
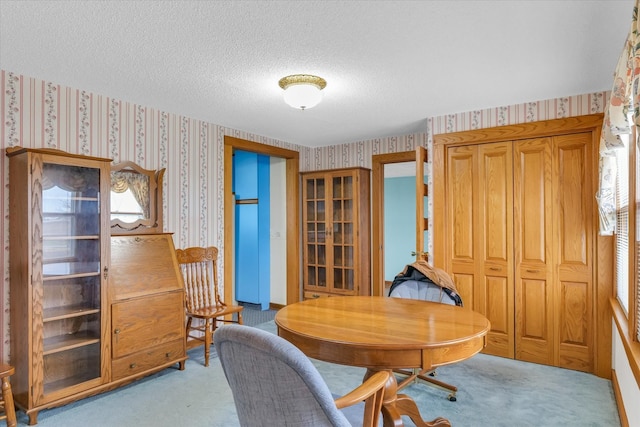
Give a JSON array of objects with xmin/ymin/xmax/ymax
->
[
  {"xmin": 7, "ymin": 147, "xmax": 111, "ymax": 423},
  {"xmin": 301, "ymin": 167, "xmax": 371, "ymax": 298}
]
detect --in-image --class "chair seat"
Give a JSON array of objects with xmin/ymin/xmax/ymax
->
[{"xmin": 188, "ymin": 304, "xmax": 244, "ymax": 319}]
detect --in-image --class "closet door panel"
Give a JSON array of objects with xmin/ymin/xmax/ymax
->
[
  {"xmin": 518, "ymin": 278, "xmax": 551, "ymax": 364},
  {"xmin": 556, "ymin": 136, "xmax": 590, "ymax": 265},
  {"xmin": 517, "ymin": 141, "xmax": 549, "ymax": 263},
  {"xmin": 447, "ymin": 147, "xmax": 476, "ymax": 261},
  {"xmin": 558, "ymin": 280, "xmax": 591, "ymax": 371},
  {"xmin": 484, "ymin": 275, "xmax": 511, "ymax": 355},
  {"xmin": 446, "ymin": 147, "xmax": 482, "ymax": 310},
  {"xmin": 521, "ymin": 279, "xmax": 548, "ymax": 338},
  {"xmin": 554, "ymin": 133, "xmax": 593, "ymax": 372},
  {"xmin": 454, "ymin": 273, "xmax": 475, "ymax": 311},
  {"xmin": 478, "ymin": 142, "xmax": 514, "ymax": 357},
  {"xmin": 480, "ymin": 144, "xmax": 512, "ymax": 263},
  {"xmin": 514, "ymin": 138, "xmax": 554, "ymax": 364}
]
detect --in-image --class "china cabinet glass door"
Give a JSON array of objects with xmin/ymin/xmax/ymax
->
[{"xmin": 40, "ymin": 162, "xmax": 103, "ymax": 395}]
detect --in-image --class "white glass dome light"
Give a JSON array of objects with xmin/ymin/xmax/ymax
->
[
  {"xmin": 283, "ymin": 83, "xmax": 323, "ymax": 110},
  {"xmin": 278, "ymin": 74, "xmax": 327, "ymax": 110}
]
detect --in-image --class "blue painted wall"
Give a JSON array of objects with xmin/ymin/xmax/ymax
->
[
  {"xmin": 233, "ymin": 151, "xmax": 271, "ymax": 310},
  {"xmin": 383, "ymin": 176, "xmax": 428, "ymax": 281}
]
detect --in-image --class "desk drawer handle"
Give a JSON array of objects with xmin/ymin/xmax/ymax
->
[
  {"xmin": 489, "ymin": 267, "xmax": 501, "ymax": 271},
  {"xmin": 312, "ymin": 294, "xmax": 320, "ymax": 299},
  {"xmin": 526, "ymin": 269, "xmax": 540, "ymax": 273},
  {"xmin": 129, "ymin": 363, "xmax": 137, "ymax": 369},
  {"xmin": 165, "ymin": 352, "xmax": 172, "ymax": 358}
]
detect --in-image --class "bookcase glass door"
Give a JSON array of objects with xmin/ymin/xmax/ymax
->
[
  {"xmin": 303, "ymin": 169, "xmax": 366, "ymax": 296},
  {"xmin": 332, "ymin": 175, "xmax": 355, "ymax": 292},
  {"xmin": 40, "ymin": 162, "xmax": 103, "ymax": 395},
  {"xmin": 302, "ymin": 168, "xmax": 370, "ymax": 298},
  {"xmin": 305, "ymin": 176, "xmax": 327, "ymax": 290}
]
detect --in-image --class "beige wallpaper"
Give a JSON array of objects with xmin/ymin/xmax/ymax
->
[{"xmin": 0, "ymin": 69, "xmax": 608, "ymax": 361}]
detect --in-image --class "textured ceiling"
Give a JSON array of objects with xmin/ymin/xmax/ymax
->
[{"xmin": 0, "ymin": 0, "xmax": 634, "ymax": 147}]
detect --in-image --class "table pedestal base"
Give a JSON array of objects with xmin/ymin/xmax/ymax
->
[{"xmin": 366, "ymin": 369, "xmax": 451, "ymax": 427}]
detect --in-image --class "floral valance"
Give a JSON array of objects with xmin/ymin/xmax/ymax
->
[{"xmin": 598, "ymin": 0, "xmax": 639, "ymax": 235}]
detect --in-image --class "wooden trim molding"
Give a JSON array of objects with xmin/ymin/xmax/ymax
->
[
  {"xmin": 371, "ymin": 150, "xmax": 417, "ymax": 296},
  {"xmin": 433, "ymin": 114, "xmax": 604, "ymax": 146},
  {"xmin": 223, "ymin": 136, "xmax": 300, "ymax": 307},
  {"xmin": 224, "ymin": 136, "xmax": 300, "ymax": 158},
  {"xmin": 611, "ymin": 369, "xmax": 630, "ymax": 427},
  {"xmin": 611, "ymin": 297, "xmax": 640, "ymax": 386}
]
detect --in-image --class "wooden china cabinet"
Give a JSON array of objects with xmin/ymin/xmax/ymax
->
[
  {"xmin": 301, "ymin": 167, "xmax": 371, "ymax": 298},
  {"xmin": 7, "ymin": 147, "xmax": 111, "ymax": 424},
  {"xmin": 6, "ymin": 148, "xmax": 186, "ymax": 424}
]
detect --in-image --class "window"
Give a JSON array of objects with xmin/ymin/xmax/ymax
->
[
  {"xmin": 110, "ymin": 188, "xmax": 144, "ymax": 223},
  {"xmin": 615, "ymin": 135, "xmax": 629, "ymax": 315},
  {"xmin": 615, "ymin": 128, "xmax": 640, "ymax": 343}
]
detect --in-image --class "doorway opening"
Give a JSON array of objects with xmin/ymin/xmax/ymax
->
[
  {"xmin": 371, "ymin": 148, "xmax": 428, "ymax": 296},
  {"xmin": 223, "ymin": 136, "xmax": 300, "ymax": 308}
]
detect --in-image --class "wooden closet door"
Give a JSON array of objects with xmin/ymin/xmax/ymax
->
[
  {"xmin": 446, "ymin": 145, "xmax": 477, "ymax": 310},
  {"xmin": 553, "ymin": 133, "xmax": 593, "ymax": 372},
  {"xmin": 514, "ymin": 134, "xmax": 593, "ymax": 371},
  {"xmin": 446, "ymin": 143, "xmax": 513, "ymax": 358},
  {"xmin": 478, "ymin": 142, "xmax": 514, "ymax": 358},
  {"xmin": 434, "ymin": 115, "xmax": 606, "ymax": 376},
  {"xmin": 514, "ymin": 138, "xmax": 554, "ymax": 365}
]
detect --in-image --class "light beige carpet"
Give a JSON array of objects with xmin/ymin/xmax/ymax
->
[{"xmin": 23, "ymin": 321, "xmax": 619, "ymax": 427}]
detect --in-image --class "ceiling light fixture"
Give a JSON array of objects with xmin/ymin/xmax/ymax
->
[{"xmin": 278, "ymin": 74, "xmax": 327, "ymax": 110}]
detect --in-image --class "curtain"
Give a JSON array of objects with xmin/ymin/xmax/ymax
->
[
  {"xmin": 110, "ymin": 170, "xmax": 150, "ymax": 218},
  {"xmin": 42, "ymin": 164, "xmax": 98, "ymax": 193},
  {"xmin": 598, "ymin": 0, "xmax": 640, "ymax": 235}
]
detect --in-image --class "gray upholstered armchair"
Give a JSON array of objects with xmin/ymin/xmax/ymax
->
[{"xmin": 214, "ymin": 324, "xmax": 389, "ymax": 427}]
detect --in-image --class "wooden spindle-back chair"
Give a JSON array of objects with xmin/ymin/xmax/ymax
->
[{"xmin": 175, "ymin": 246, "xmax": 243, "ymax": 367}]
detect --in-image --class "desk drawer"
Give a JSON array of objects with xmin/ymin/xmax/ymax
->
[
  {"xmin": 112, "ymin": 291, "xmax": 184, "ymax": 358},
  {"xmin": 112, "ymin": 339, "xmax": 184, "ymax": 381},
  {"xmin": 304, "ymin": 290, "xmax": 346, "ymax": 299},
  {"xmin": 304, "ymin": 291, "xmax": 329, "ymax": 299}
]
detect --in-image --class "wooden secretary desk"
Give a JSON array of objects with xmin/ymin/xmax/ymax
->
[
  {"xmin": 6, "ymin": 148, "xmax": 186, "ymax": 425},
  {"xmin": 108, "ymin": 161, "xmax": 186, "ymax": 385}
]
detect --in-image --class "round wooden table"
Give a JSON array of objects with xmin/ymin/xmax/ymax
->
[{"xmin": 275, "ymin": 296, "xmax": 490, "ymax": 427}]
